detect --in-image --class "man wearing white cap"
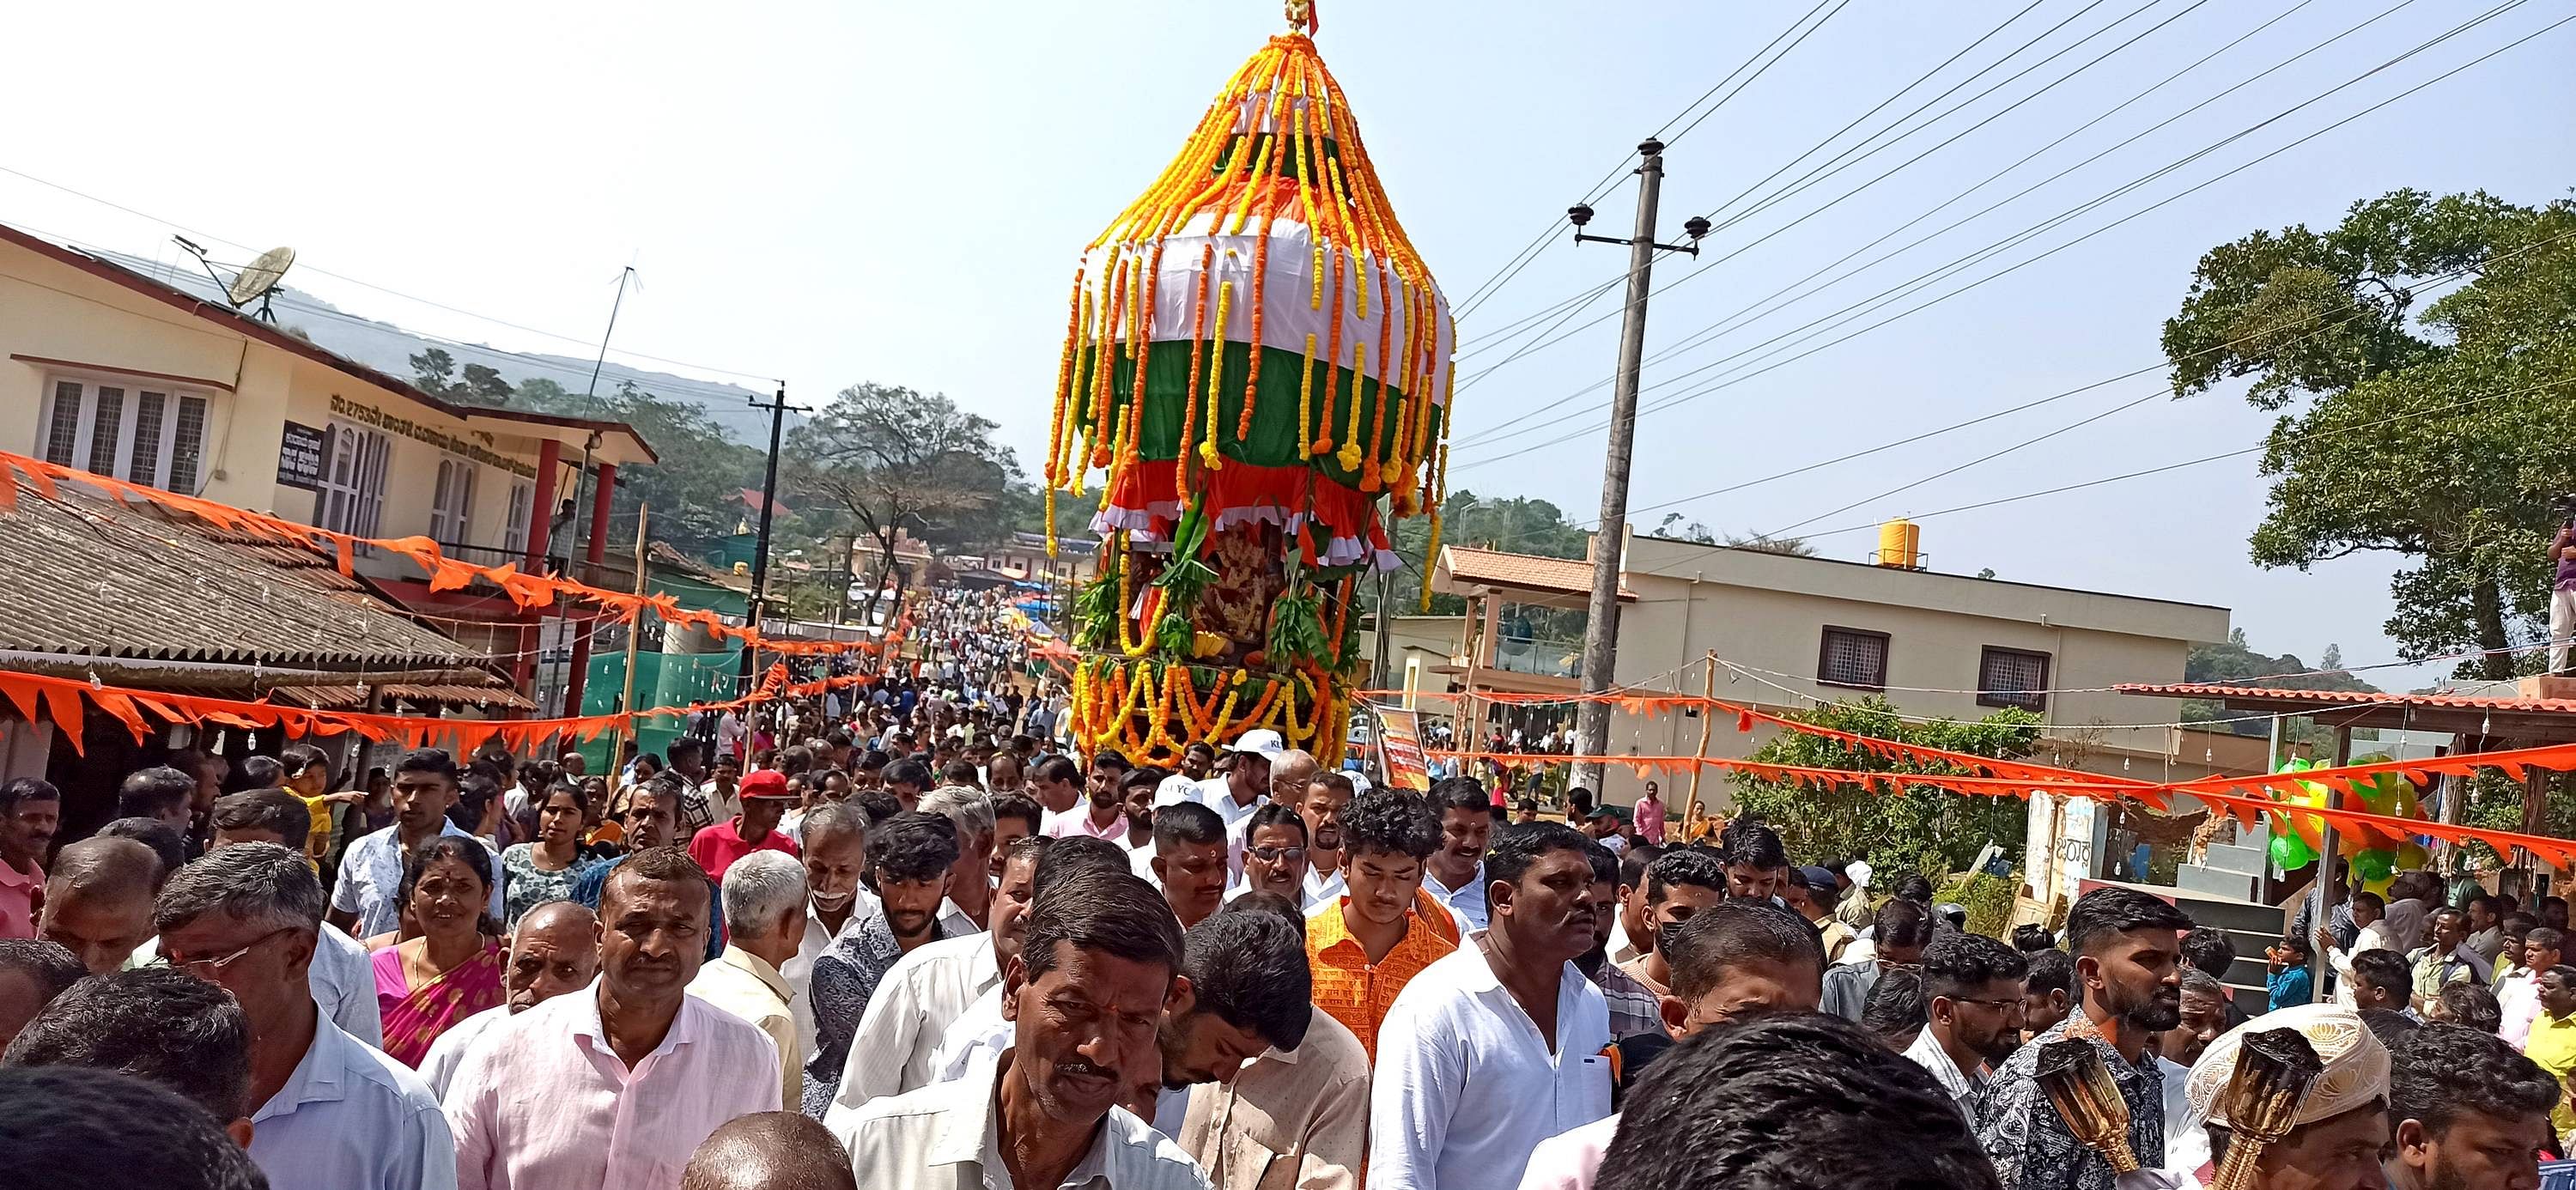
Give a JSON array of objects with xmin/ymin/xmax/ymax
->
[
  {"xmin": 1194, "ymin": 729, "xmax": 1282, "ymax": 831},
  {"xmin": 2119, "ymin": 1003, "xmax": 2391, "ymax": 1190}
]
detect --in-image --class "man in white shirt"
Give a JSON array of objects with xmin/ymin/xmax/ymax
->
[
  {"xmin": 1516, "ymin": 899, "xmax": 1826, "ymax": 1190},
  {"xmin": 784, "ymin": 804, "xmax": 878, "ymax": 1062},
  {"xmin": 324, "ymin": 749, "xmax": 503, "ymax": 938},
  {"xmin": 836, "ymin": 867, "xmax": 1206, "ymax": 1190},
  {"xmin": 2501, "ymin": 926, "xmax": 2561, "ymax": 1048},
  {"xmin": 1156, "ymin": 742, "xmax": 1218, "ymax": 807},
  {"xmin": 1196, "ymin": 731, "xmax": 1282, "ymax": 831},
  {"xmin": 1029, "ymin": 755, "xmax": 1085, "ymax": 835},
  {"xmin": 419, "ymin": 902, "xmax": 599, "ymax": 1098},
  {"xmin": 824, "ymin": 834, "xmax": 1042, "ymax": 1117},
  {"xmin": 155, "ymin": 843, "xmax": 455, "ymax": 1190},
  {"xmin": 918, "ymin": 837, "xmax": 1139, "ymax": 1089},
  {"xmin": 1419, "ymin": 779, "xmax": 1494, "ymax": 932},
  {"xmin": 1369, "ymin": 822, "xmax": 1613, "ymax": 1190},
  {"xmin": 1566, "ymin": 1013, "xmax": 1998, "ymax": 1190},
  {"xmin": 201, "ymin": 789, "xmax": 387, "ymax": 1047},
  {"xmin": 1903, "ymin": 931, "xmax": 2029, "ymax": 1130},
  {"xmin": 1297, "ymin": 771, "xmax": 1360, "ymax": 912}
]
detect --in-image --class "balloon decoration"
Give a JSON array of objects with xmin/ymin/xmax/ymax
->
[
  {"xmin": 1049, "ymin": 18, "xmax": 1451, "ymax": 767},
  {"xmin": 2252, "ymin": 755, "xmax": 2433, "ymax": 884}
]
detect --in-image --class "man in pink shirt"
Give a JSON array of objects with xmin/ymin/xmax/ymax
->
[
  {"xmin": 688, "ymin": 770, "xmax": 799, "ymax": 882},
  {"xmin": 1632, "ymin": 781, "xmax": 1667, "ymax": 847},
  {"xmin": 445, "ymin": 847, "xmax": 781, "ymax": 1189},
  {"xmin": 0, "ymin": 779, "xmax": 58, "ymax": 939},
  {"xmin": 1047, "ymin": 763, "xmax": 1129, "ymax": 841}
]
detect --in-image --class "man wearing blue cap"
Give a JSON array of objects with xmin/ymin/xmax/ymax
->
[{"xmin": 1791, "ymin": 865, "xmax": 1856, "ymax": 962}]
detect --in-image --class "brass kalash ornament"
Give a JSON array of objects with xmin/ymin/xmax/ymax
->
[
  {"xmin": 2036, "ymin": 1038, "xmax": 2147, "ymax": 1175},
  {"xmin": 2204, "ymin": 1029, "xmax": 2325, "ymax": 1190},
  {"xmin": 2040, "ymin": 1027, "xmax": 2324, "ymax": 1190}
]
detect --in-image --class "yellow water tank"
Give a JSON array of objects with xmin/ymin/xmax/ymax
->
[{"xmin": 1878, "ymin": 518, "xmax": 1921, "ymax": 569}]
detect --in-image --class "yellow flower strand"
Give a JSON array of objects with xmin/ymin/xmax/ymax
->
[
  {"xmin": 1199, "ymin": 279, "xmax": 1231, "ymax": 471},
  {"xmin": 1336, "ymin": 341, "xmax": 1368, "ymax": 472},
  {"xmin": 1295, "ymin": 331, "xmax": 1318, "ymax": 458}
]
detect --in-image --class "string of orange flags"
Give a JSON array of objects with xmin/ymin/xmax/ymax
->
[
  {"xmin": 0, "ymin": 449, "xmax": 880, "ymax": 658},
  {"xmin": 1393, "ymin": 686, "xmax": 2576, "ymax": 867},
  {"xmin": 0, "ymin": 662, "xmax": 884, "ymax": 757},
  {"xmin": 1427, "ymin": 746, "xmax": 2576, "ymax": 869}
]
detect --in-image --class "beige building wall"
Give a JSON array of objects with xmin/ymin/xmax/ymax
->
[
  {"xmin": 1425, "ymin": 534, "xmax": 2232, "ymax": 817},
  {"xmin": 0, "ymin": 234, "xmax": 638, "ymax": 583}
]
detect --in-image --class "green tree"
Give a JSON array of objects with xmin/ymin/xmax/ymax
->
[
  {"xmin": 2162, "ymin": 190, "xmax": 2576, "ymax": 677},
  {"xmin": 1728, "ymin": 698, "xmax": 2041, "ymax": 882},
  {"xmin": 458, "ymin": 363, "xmax": 514, "ymax": 407},
  {"xmin": 409, "ymin": 347, "xmax": 459, "ymax": 398},
  {"xmin": 1722, "ymin": 531, "xmax": 1818, "ymax": 556},
  {"xmin": 786, "ymin": 383, "xmax": 1021, "ymax": 621}
]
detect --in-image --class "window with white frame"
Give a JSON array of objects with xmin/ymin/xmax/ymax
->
[
  {"xmin": 316, "ymin": 421, "xmax": 390, "ymax": 541},
  {"xmin": 501, "ymin": 479, "xmax": 535, "ymax": 557},
  {"xmin": 36, "ymin": 376, "xmax": 213, "ymax": 492},
  {"xmin": 428, "ymin": 457, "xmax": 478, "ymax": 546}
]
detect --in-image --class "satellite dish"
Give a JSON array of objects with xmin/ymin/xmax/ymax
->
[{"xmin": 227, "ymin": 246, "xmax": 296, "ymax": 321}]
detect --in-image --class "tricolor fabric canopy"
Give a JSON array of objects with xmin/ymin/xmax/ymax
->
[{"xmin": 1048, "ymin": 31, "xmax": 1452, "ymax": 573}]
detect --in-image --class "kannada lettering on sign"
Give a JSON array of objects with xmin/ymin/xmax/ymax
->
[
  {"xmin": 327, "ymin": 394, "xmax": 538, "ymax": 478},
  {"xmin": 275, "ymin": 420, "xmax": 326, "ymax": 490}
]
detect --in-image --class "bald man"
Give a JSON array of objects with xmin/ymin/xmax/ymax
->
[
  {"xmin": 1228, "ymin": 749, "xmax": 1321, "ymax": 880},
  {"xmin": 680, "ymin": 1112, "xmax": 857, "ymax": 1190},
  {"xmin": 419, "ymin": 901, "xmax": 601, "ymax": 1097},
  {"xmin": 36, "ymin": 838, "xmax": 159, "ymax": 975}
]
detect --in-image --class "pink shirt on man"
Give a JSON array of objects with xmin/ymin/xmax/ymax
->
[
  {"xmin": 0, "ymin": 858, "xmax": 39, "ymax": 939},
  {"xmin": 1634, "ymin": 796, "xmax": 1667, "ymax": 846},
  {"xmin": 445, "ymin": 983, "xmax": 781, "ymax": 1190},
  {"xmin": 1046, "ymin": 805, "xmax": 1128, "ymax": 842}
]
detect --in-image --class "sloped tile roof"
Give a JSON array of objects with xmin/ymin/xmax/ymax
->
[
  {"xmin": 0, "ymin": 474, "xmax": 493, "ymax": 672},
  {"xmin": 1439, "ymin": 546, "xmax": 1636, "ymax": 600},
  {"xmin": 2114, "ymin": 683, "xmax": 2576, "ymax": 715}
]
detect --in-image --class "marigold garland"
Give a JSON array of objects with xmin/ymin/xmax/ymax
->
[{"xmin": 1042, "ymin": 33, "xmax": 1457, "ymax": 766}]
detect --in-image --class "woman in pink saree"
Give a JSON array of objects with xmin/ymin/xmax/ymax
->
[{"xmin": 371, "ymin": 835, "xmax": 506, "ymax": 1066}]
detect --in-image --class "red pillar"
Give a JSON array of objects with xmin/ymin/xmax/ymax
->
[
  {"xmin": 562, "ymin": 463, "xmax": 617, "ymax": 721},
  {"xmin": 509, "ymin": 440, "xmax": 562, "ymax": 713}
]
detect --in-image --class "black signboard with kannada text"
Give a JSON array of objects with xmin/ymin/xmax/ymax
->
[{"xmin": 276, "ymin": 421, "xmax": 326, "ymax": 490}]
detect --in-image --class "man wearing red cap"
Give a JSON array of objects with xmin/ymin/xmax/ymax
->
[{"xmin": 690, "ymin": 769, "xmax": 800, "ymax": 881}]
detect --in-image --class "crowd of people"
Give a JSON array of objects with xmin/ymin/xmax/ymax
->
[{"xmin": 0, "ymin": 586, "xmax": 2567, "ymax": 1190}]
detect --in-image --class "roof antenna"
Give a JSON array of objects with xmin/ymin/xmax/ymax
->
[{"xmin": 172, "ymin": 235, "xmax": 295, "ymax": 322}]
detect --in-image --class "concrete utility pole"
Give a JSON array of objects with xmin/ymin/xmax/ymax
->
[
  {"xmin": 1567, "ymin": 138, "xmax": 1708, "ymax": 797},
  {"xmin": 740, "ymin": 385, "xmax": 801, "ymax": 695}
]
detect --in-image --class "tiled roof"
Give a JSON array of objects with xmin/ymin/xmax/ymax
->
[
  {"xmin": 271, "ymin": 683, "xmax": 533, "ymax": 710},
  {"xmin": 1439, "ymin": 546, "xmax": 1636, "ymax": 600},
  {"xmin": 0, "ymin": 475, "xmax": 494, "ymax": 672},
  {"xmin": 2114, "ymin": 683, "xmax": 2576, "ymax": 715}
]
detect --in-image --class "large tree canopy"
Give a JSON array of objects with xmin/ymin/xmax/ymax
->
[
  {"xmin": 787, "ymin": 383, "xmax": 1022, "ymax": 618},
  {"xmin": 2161, "ymin": 190, "xmax": 2576, "ymax": 677}
]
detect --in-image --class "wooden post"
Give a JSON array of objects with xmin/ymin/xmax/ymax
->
[
  {"xmin": 1686, "ymin": 650, "xmax": 1716, "ymax": 837},
  {"xmin": 610, "ymin": 505, "xmax": 650, "ymax": 799},
  {"xmin": 2308, "ymin": 725, "xmax": 2351, "ymax": 993}
]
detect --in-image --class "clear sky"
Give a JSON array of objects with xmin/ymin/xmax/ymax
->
[{"xmin": 7, "ymin": 0, "xmax": 2570, "ymax": 692}]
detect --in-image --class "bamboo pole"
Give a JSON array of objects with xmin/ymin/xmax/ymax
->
[
  {"xmin": 610, "ymin": 505, "xmax": 650, "ymax": 799},
  {"xmin": 1686, "ymin": 650, "xmax": 1716, "ymax": 838}
]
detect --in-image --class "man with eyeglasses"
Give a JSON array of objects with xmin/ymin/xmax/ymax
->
[
  {"xmin": 155, "ymin": 842, "xmax": 454, "ymax": 1190},
  {"xmin": 1230, "ymin": 804, "xmax": 1309, "ymax": 905},
  {"xmin": 1908, "ymin": 930, "xmax": 2029, "ymax": 1129}
]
